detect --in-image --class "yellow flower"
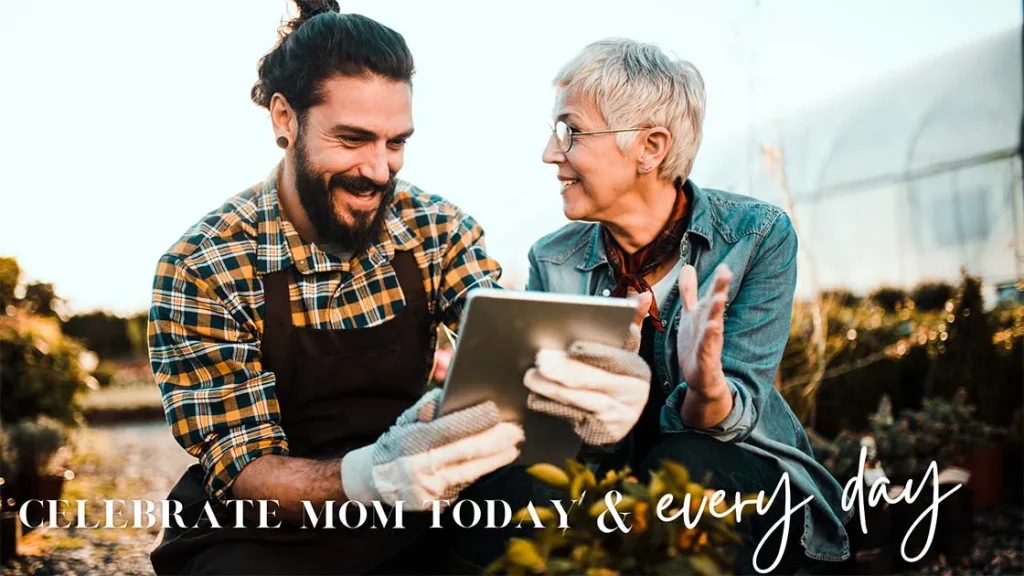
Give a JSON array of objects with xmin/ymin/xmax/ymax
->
[
  {"xmin": 506, "ymin": 538, "xmax": 546, "ymax": 572},
  {"xmin": 633, "ymin": 502, "xmax": 649, "ymax": 534},
  {"xmin": 527, "ymin": 464, "xmax": 570, "ymax": 490},
  {"xmin": 571, "ymin": 545, "xmax": 589, "ymax": 563},
  {"xmin": 677, "ymin": 528, "xmax": 699, "ymax": 551}
]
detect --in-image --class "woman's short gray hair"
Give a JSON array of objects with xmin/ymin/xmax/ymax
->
[{"xmin": 554, "ymin": 38, "xmax": 706, "ymax": 182}]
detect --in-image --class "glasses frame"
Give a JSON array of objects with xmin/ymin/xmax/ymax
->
[{"xmin": 552, "ymin": 120, "xmax": 647, "ymax": 153}]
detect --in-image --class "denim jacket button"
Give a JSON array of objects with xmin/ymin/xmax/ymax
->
[{"xmin": 601, "ymin": 289, "xmax": 611, "ymax": 297}]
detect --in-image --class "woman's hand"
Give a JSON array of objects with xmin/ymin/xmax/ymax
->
[
  {"xmin": 676, "ymin": 263, "xmax": 734, "ymax": 427},
  {"xmin": 523, "ymin": 293, "xmax": 653, "ymax": 446}
]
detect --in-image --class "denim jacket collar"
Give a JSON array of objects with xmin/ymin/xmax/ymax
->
[{"xmin": 577, "ymin": 179, "xmax": 715, "ymax": 273}]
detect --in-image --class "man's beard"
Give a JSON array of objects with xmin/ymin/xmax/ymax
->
[{"xmin": 293, "ymin": 134, "xmax": 396, "ymax": 257}]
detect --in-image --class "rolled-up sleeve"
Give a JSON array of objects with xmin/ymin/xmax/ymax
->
[
  {"xmin": 148, "ymin": 255, "xmax": 289, "ymax": 502},
  {"xmin": 663, "ymin": 212, "xmax": 798, "ymax": 443},
  {"xmin": 437, "ymin": 210, "xmax": 503, "ymax": 333}
]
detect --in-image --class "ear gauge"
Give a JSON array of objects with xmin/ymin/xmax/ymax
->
[{"xmin": 276, "ymin": 136, "xmax": 289, "ymax": 149}]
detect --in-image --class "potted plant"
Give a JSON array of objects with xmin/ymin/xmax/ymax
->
[
  {"xmin": 810, "ymin": 428, "xmax": 895, "ymax": 575},
  {"xmin": 870, "ymin": 391, "xmax": 989, "ymax": 567},
  {"xmin": 5, "ymin": 416, "xmax": 70, "ymax": 531},
  {"xmin": 1005, "ymin": 408, "xmax": 1023, "ymax": 507},
  {"xmin": 917, "ymin": 390, "xmax": 985, "ymax": 562},
  {"xmin": 0, "ymin": 428, "xmax": 20, "ymax": 564}
]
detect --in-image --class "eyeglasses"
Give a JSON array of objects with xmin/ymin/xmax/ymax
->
[{"xmin": 551, "ymin": 120, "xmax": 647, "ymax": 153}]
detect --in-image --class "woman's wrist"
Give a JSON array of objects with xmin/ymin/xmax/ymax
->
[{"xmin": 680, "ymin": 373, "xmax": 733, "ymax": 429}]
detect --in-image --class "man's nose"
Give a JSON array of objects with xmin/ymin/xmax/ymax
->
[{"xmin": 359, "ymin": 144, "xmax": 391, "ymax": 184}]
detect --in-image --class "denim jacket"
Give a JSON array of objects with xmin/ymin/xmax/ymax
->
[{"xmin": 525, "ymin": 180, "xmax": 852, "ymax": 562}]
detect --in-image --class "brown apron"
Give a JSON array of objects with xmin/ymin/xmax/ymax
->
[{"xmin": 150, "ymin": 250, "xmax": 438, "ymax": 575}]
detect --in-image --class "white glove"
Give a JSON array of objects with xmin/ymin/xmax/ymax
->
[
  {"xmin": 524, "ymin": 294, "xmax": 653, "ymax": 446},
  {"xmin": 341, "ymin": 388, "xmax": 524, "ymax": 509}
]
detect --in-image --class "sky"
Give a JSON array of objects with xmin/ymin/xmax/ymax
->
[{"xmin": 0, "ymin": 0, "xmax": 1020, "ymax": 315}]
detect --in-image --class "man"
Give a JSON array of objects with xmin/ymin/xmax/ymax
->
[
  {"xmin": 146, "ymin": 4, "xmax": 533, "ymax": 574},
  {"xmin": 148, "ymin": 2, "xmax": 658, "ymax": 571}
]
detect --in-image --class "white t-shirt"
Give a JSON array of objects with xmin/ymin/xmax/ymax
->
[{"xmin": 651, "ymin": 256, "xmax": 683, "ymax": 315}]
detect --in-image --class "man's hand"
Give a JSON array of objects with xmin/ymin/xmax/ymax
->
[
  {"xmin": 431, "ymin": 347, "xmax": 452, "ymax": 383},
  {"xmin": 523, "ymin": 293, "xmax": 653, "ymax": 446},
  {"xmin": 341, "ymin": 389, "xmax": 523, "ymax": 509},
  {"xmin": 676, "ymin": 263, "xmax": 734, "ymax": 427}
]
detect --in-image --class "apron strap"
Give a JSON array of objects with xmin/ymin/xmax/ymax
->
[
  {"xmin": 260, "ymin": 268, "xmax": 294, "ymax": 378},
  {"xmin": 390, "ymin": 249, "xmax": 434, "ymax": 385},
  {"xmin": 262, "ymin": 268, "xmax": 295, "ymax": 328},
  {"xmin": 390, "ymin": 249, "xmax": 427, "ymax": 314}
]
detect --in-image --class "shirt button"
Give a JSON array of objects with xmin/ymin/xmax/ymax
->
[{"xmin": 601, "ymin": 289, "xmax": 611, "ymax": 297}]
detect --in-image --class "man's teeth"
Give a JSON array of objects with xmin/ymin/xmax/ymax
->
[{"xmin": 561, "ymin": 179, "xmax": 579, "ymax": 189}]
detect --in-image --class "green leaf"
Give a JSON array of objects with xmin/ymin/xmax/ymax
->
[
  {"xmin": 687, "ymin": 555, "xmax": 722, "ymax": 576},
  {"xmin": 660, "ymin": 459, "xmax": 690, "ymax": 487},
  {"xmin": 621, "ymin": 480, "xmax": 650, "ymax": 501}
]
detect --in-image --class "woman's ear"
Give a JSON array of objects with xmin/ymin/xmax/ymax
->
[{"xmin": 638, "ymin": 127, "xmax": 672, "ymax": 174}]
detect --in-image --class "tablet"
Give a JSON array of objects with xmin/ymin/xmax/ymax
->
[{"xmin": 438, "ymin": 288, "xmax": 638, "ymax": 466}]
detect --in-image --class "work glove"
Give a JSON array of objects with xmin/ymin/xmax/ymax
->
[
  {"xmin": 524, "ymin": 292, "xmax": 653, "ymax": 446},
  {"xmin": 341, "ymin": 388, "xmax": 524, "ymax": 509}
]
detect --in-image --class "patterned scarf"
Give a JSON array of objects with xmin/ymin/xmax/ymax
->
[{"xmin": 601, "ymin": 180, "xmax": 689, "ymax": 332}]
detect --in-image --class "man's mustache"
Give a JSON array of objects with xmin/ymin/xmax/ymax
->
[{"xmin": 328, "ymin": 173, "xmax": 396, "ymax": 196}]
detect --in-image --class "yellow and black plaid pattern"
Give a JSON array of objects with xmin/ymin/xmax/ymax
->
[{"xmin": 148, "ymin": 168, "xmax": 501, "ymax": 501}]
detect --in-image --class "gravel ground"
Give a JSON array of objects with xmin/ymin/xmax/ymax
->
[{"xmin": 3, "ymin": 421, "xmax": 193, "ymax": 576}]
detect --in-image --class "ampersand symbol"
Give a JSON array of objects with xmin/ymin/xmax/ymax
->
[{"xmin": 597, "ymin": 490, "xmax": 632, "ymax": 534}]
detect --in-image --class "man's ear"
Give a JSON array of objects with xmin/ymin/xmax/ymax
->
[{"xmin": 269, "ymin": 93, "xmax": 299, "ymax": 146}]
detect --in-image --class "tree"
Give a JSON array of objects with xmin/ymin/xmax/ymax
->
[
  {"xmin": 22, "ymin": 282, "xmax": 60, "ymax": 317},
  {"xmin": 0, "ymin": 257, "xmax": 19, "ymax": 310},
  {"xmin": 928, "ymin": 272, "xmax": 1012, "ymax": 426},
  {"xmin": 61, "ymin": 311, "xmax": 134, "ymax": 360}
]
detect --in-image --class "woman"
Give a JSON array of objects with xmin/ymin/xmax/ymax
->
[{"xmin": 524, "ymin": 38, "xmax": 851, "ymax": 573}]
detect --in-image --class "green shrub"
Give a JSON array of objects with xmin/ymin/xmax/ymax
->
[
  {"xmin": 911, "ymin": 281, "xmax": 955, "ymax": 312},
  {"xmin": 928, "ymin": 273, "xmax": 1013, "ymax": 427},
  {"xmin": 61, "ymin": 311, "xmax": 135, "ymax": 360},
  {"xmin": 868, "ymin": 286, "xmax": 908, "ymax": 313},
  {"xmin": 0, "ymin": 427, "xmax": 18, "ymax": 480},
  {"xmin": 0, "ymin": 316, "xmax": 89, "ymax": 426},
  {"xmin": 0, "ymin": 257, "xmax": 18, "ymax": 310},
  {"xmin": 91, "ymin": 360, "xmax": 120, "ymax": 387},
  {"xmin": 3, "ymin": 416, "xmax": 69, "ymax": 477},
  {"xmin": 821, "ymin": 288, "xmax": 861, "ymax": 308}
]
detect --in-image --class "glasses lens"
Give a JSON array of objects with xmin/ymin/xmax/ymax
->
[{"xmin": 554, "ymin": 121, "xmax": 571, "ymax": 152}]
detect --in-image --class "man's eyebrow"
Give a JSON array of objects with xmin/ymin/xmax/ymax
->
[
  {"xmin": 389, "ymin": 128, "xmax": 415, "ymax": 141},
  {"xmin": 328, "ymin": 124, "xmax": 414, "ymax": 140},
  {"xmin": 555, "ymin": 112, "xmax": 581, "ymax": 124},
  {"xmin": 329, "ymin": 124, "xmax": 377, "ymax": 138}
]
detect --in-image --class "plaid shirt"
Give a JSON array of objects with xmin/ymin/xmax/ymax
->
[{"xmin": 148, "ymin": 167, "xmax": 501, "ymax": 501}]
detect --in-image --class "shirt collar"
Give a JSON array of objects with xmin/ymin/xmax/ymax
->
[
  {"xmin": 578, "ymin": 178, "xmax": 714, "ymax": 272},
  {"xmin": 255, "ymin": 165, "xmax": 422, "ymax": 276}
]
